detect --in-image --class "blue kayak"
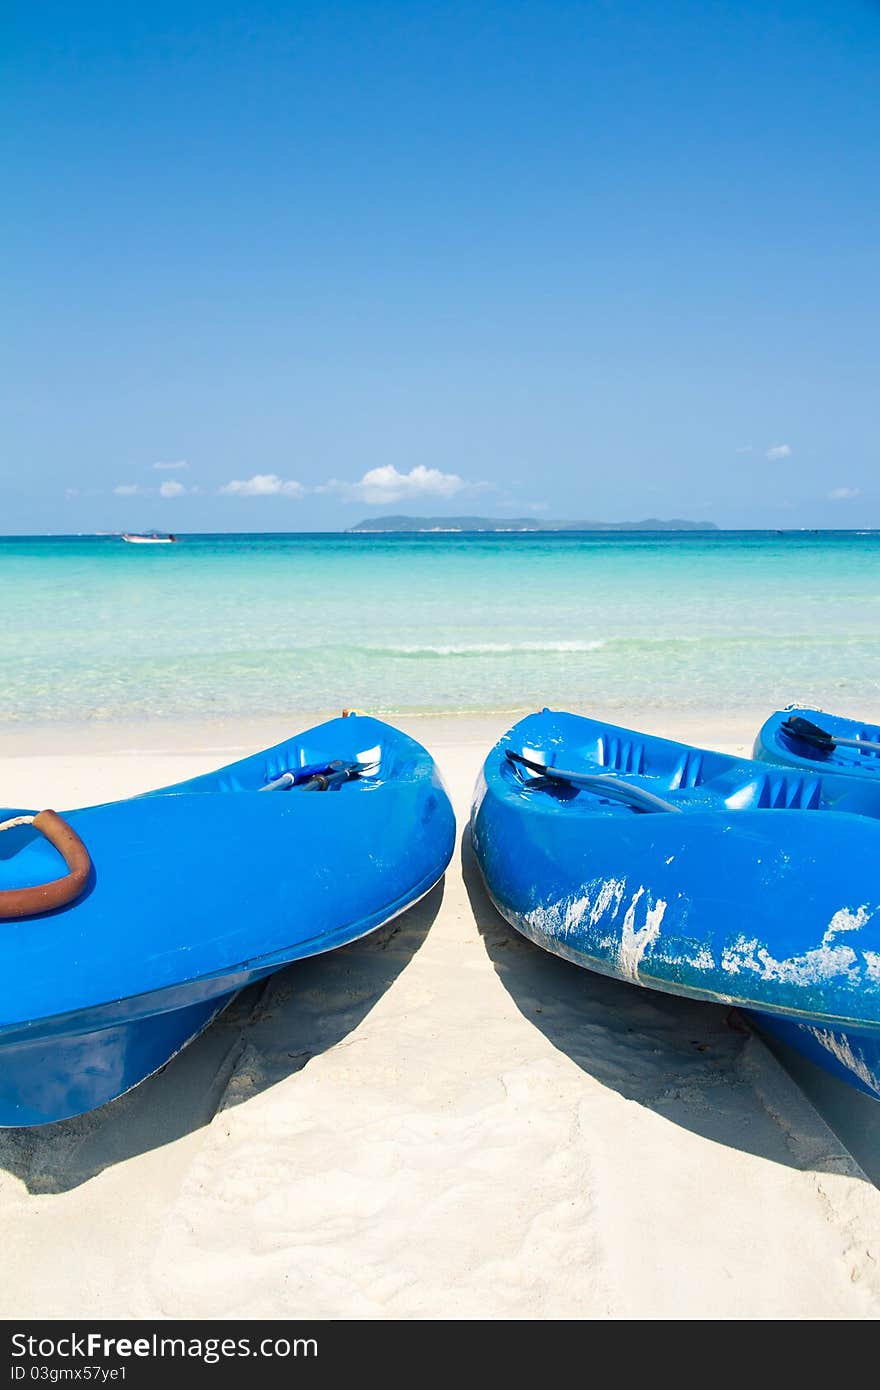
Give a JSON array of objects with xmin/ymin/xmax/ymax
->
[
  {"xmin": 0, "ymin": 713, "xmax": 455, "ymax": 1126},
  {"xmin": 471, "ymin": 709, "xmax": 880, "ymax": 1099},
  {"xmin": 756, "ymin": 707, "xmax": 880, "ymax": 781}
]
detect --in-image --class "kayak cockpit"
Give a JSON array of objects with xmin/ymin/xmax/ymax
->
[
  {"xmin": 756, "ymin": 707, "xmax": 880, "ymax": 778},
  {"xmin": 138, "ymin": 715, "xmax": 412, "ymax": 799},
  {"xmin": 498, "ymin": 710, "xmax": 880, "ymax": 820}
]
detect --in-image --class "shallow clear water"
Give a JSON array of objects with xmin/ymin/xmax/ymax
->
[{"xmin": 2, "ymin": 531, "xmax": 878, "ymax": 723}]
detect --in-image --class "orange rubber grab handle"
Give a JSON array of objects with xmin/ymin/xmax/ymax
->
[{"xmin": 0, "ymin": 810, "xmax": 92, "ymax": 920}]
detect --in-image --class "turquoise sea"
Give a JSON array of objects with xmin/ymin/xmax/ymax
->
[{"xmin": 1, "ymin": 531, "xmax": 878, "ymax": 725}]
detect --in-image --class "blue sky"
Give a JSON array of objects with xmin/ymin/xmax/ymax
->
[{"xmin": 3, "ymin": 0, "xmax": 878, "ymax": 531}]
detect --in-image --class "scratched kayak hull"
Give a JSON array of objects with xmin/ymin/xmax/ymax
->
[
  {"xmin": 751, "ymin": 707, "xmax": 880, "ymax": 1094},
  {"xmin": 0, "ymin": 714, "xmax": 455, "ymax": 1125},
  {"xmin": 471, "ymin": 710, "xmax": 880, "ymax": 1099}
]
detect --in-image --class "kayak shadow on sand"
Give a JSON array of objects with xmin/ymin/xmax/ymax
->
[
  {"xmin": 461, "ymin": 829, "xmax": 878, "ymax": 1185},
  {"xmin": 0, "ymin": 879, "xmax": 444, "ymax": 1196}
]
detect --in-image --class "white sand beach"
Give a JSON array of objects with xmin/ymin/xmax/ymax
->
[{"xmin": 1, "ymin": 712, "xmax": 879, "ymax": 1320}]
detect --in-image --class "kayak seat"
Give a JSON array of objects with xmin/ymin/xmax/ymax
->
[
  {"xmin": 669, "ymin": 750, "xmax": 704, "ymax": 789},
  {"xmin": 723, "ymin": 772, "xmax": 823, "ymax": 811},
  {"xmin": 856, "ymin": 728, "xmax": 880, "ymax": 759},
  {"xmin": 596, "ymin": 736, "xmax": 646, "ymax": 774},
  {"xmin": 758, "ymin": 772, "xmax": 823, "ymax": 810}
]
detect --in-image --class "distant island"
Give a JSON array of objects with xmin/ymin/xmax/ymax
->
[{"xmin": 350, "ymin": 514, "xmax": 718, "ymax": 533}]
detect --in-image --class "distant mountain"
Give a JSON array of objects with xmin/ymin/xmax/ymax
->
[{"xmin": 350, "ymin": 514, "xmax": 718, "ymax": 533}]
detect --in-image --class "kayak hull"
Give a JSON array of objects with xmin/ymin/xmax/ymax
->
[
  {"xmin": 751, "ymin": 1016, "xmax": 880, "ymax": 1101},
  {"xmin": 472, "ymin": 710, "xmax": 880, "ymax": 1100},
  {"xmin": 0, "ymin": 715, "xmax": 455, "ymax": 1125},
  {"xmin": 0, "ymin": 992, "xmax": 236, "ymax": 1127}
]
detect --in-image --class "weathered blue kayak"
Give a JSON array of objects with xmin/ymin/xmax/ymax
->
[
  {"xmin": 0, "ymin": 713, "xmax": 455, "ymax": 1126},
  {"xmin": 471, "ymin": 709, "xmax": 880, "ymax": 1099},
  {"xmin": 756, "ymin": 707, "xmax": 880, "ymax": 781}
]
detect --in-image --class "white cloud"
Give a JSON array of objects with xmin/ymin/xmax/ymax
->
[
  {"xmin": 219, "ymin": 465, "xmax": 484, "ymax": 505},
  {"xmin": 115, "ymin": 480, "xmax": 190, "ymax": 498},
  {"xmin": 220, "ymin": 473, "xmax": 304, "ymax": 498},
  {"xmin": 324, "ymin": 464, "xmax": 473, "ymax": 505},
  {"xmin": 828, "ymin": 486, "xmax": 860, "ymax": 501},
  {"xmin": 153, "ymin": 459, "xmax": 189, "ymax": 471},
  {"xmin": 766, "ymin": 444, "xmax": 792, "ymax": 460}
]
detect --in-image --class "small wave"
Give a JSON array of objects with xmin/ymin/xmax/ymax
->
[{"xmin": 369, "ymin": 640, "xmax": 606, "ymax": 657}]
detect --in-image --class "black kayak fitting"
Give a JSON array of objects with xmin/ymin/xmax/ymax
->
[{"xmin": 781, "ymin": 715, "xmax": 880, "ymax": 756}]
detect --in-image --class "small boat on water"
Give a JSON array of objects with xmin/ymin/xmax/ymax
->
[
  {"xmin": 756, "ymin": 707, "xmax": 880, "ymax": 781},
  {"xmin": 0, "ymin": 713, "xmax": 455, "ymax": 1125},
  {"xmin": 121, "ymin": 533, "xmax": 178, "ymax": 544},
  {"xmin": 471, "ymin": 709, "xmax": 880, "ymax": 1099}
]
